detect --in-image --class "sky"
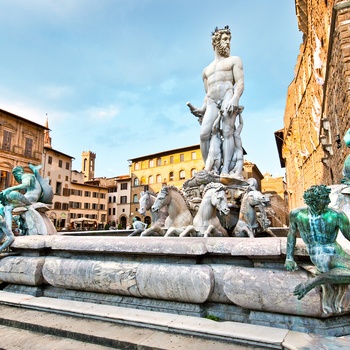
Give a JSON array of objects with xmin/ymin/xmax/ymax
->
[{"xmin": 0, "ymin": 0, "xmax": 302, "ymax": 178}]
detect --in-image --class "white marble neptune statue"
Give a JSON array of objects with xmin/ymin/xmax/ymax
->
[{"xmin": 188, "ymin": 26, "xmax": 244, "ymax": 177}]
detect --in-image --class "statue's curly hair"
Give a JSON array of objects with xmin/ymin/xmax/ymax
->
[
  {"xmin": 211, "ymin": 25, "xmax": 231, "ymax": 50},
  {"xmin": 303, "ymin": 185, "xmax": 331, "ymax": 205}
]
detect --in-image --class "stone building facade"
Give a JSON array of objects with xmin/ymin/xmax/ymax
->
[
  {"xmin": 0, "ymin": 108, "xmax": 47, "ymax": 190},
  {"xmin": 43, "ymin": 146, "xmax": 73, "ymax": 229},
  {"xmin": 0, "ymin": 109, "xmax": 109, "ymax": 230},
  {"xmin": 93, "ymin": 175, "xmax": 132, "ymax": 229},
  {"xmin": 281, "ymin": 0, "xmax": 350, "ymax": 208},
  {"xmin": 261, "ymin": 173, "xmax": 289, "ymax": 227}
]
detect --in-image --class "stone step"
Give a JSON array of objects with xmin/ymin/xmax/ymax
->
[
  {"xmin": 0, "ymin": 291, "xmax": 349, "ymax": 349},
  {"xmin": 0, "ymin": 304, "xmax": 261, "ymax": 350},
  {"xmin": 0, "ymin": 324, "xmax": 113, "ymax": 350}
]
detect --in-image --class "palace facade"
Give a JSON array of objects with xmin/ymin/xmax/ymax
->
[{"xmin": 280, "ymin": 0, "xmax": 350, "ymax": 208}]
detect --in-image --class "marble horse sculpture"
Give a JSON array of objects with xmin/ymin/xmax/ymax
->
[
  {"xmin": 169, "ymin": 183, "xmax": 230, "ymax": 237},
  {"xmin": 150, "ymin": 186, "xmax": 192, "ymax": 236},
  {"xmin": 0, "ymin": 163, "xmax": 55, "ymax": 237},
  {"xmin": 233, "ymin": 189, "xmax": 271, "ymax": 238},
  {"xmin": 131, "ymin": 191, "xmax": 168, "ymax": 237}
]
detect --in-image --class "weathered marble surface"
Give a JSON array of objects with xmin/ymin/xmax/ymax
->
[
  {"xmin": 136, "ymin": 264, "xmax": 213, "ymax": 302},
  {"xmin": 30, "ymin": 236, "xmax": 208, "ymax": 255},
  {"xmin": 223, "ymin": 266, "xmax": 323, "ymax": 317},
  {"xmin": 0, "ymin": 256, "xmax": 45, "ymax": 285},
  {"xmin": 43, "ymin": 258, "xmax": 141, "ymax": 297},
  {"xmin": 2, "ymin": 235, "xmax": 350, "ymax": 331}
]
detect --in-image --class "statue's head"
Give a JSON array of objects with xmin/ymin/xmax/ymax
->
[
  {"xmin": 212, "ymin": 26, "xmax": 231, "ymax": 57},
  {"xmin": 12, "ymin": 166, "xmax": 24, "ymax": 181},
  {"xmin": 303, "ymin": 185, "xmax": 331, "ymax": 209}
]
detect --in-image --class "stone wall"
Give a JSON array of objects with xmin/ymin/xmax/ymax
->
[
  {"xmin": 283, "ymin": 0, "xmax": 350, "ymax": 208},
  {"xmin": 1, "ymin": 235, "xmax": 350, "ymax": 336}
]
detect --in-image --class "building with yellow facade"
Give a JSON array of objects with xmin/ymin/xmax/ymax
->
[
  {"xmin": 128, "ymin": 145, "xmax": 203, "ymax": 222},
  {"xmin": 128, "ymin": 144, "xmax": 267, "ymax": 225}
]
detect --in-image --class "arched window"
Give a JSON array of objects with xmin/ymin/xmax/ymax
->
[
  {"xmin": 134, "ymin": 162, "xmax": 140, "ymax": 170},
  {"xmin": 169, "ymin": 172, "xmax": 174, "ymax": 181},
  {"xmin": 149, "ymin": 159, "xmax": 154, "ymax": 167},
  {"xmin": 133, "ymin": 194, "xmax": 138, "ymax": 203},
  {"xmin": 157, "ymin": 157, "xmax": 162, "ymax": 166},
  {"xmin": 191, "ymin": 168, "xmax": 197, "ymax": 177},
  {"xmin": 148, "ymin": 175, "xmax": 154, "ymax": 184},
  {"xmin": 156, "ymin": 174, "xmax": 162, "ymax": 183},
  {"xmin": 134, "ymin": 178, "xmax": 139, "ymax": 186},
  {"xmin": 179, "ymin": 170, "xmax": 185, "ymax": 179},
  {"xmin": 113, "ymin": 196, "xmax": 116, "ymax": 203}
]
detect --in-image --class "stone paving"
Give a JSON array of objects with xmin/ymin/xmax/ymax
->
[{"xmin": 0, "ymin": 291, "xmax": 349, "ymax": 349}]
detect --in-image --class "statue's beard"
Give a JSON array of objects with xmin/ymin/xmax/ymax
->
[{"xmin": 217, "ymin": 42, "xmax": 230, "ymax": 57}]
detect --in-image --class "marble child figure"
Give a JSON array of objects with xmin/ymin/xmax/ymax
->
[
  {"xmin": 285, "ymin": 185, "xmax": 350, "ymax": 300},
  {"xmin": 188, "ymin": 26, "xmax": 244, "ymax": 176}
]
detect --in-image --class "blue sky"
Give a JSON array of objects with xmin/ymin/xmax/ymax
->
[{"xmin": 0, "ymin": 0, "xmax": 301, "ymax": 178}]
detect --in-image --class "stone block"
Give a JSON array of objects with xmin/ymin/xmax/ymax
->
[
  {"xmin": 230, "ymin": 238, "xmax": 282, "ymax": 256},
  {"xmin": 42, "ymin": 257, "xmax": 141, "ymax": 296},
  {"xmin": 208, "ymin": 264, "xmax": 234, "ymax": 303},
  {"xmin": 10, "ymin": 236, "xmax": 53, "ymax": 250},
  {"xmin": 223, "ymin": 266, "xmax": 323, "ymax": 317},
  {"xmin": 49, "ymin": 236, "xmax": 208, "ymax": 256},
  {"xmin": 136, "ymin": 264, "xmax": 213, "ymax": 303},
  {"xmin": 0, "ymin": 256, "xmax": 45, "ymax": 286}
]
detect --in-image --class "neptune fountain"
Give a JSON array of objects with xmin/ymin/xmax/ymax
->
[{"xmin": 2, "ymin": 27, "xmax": 350, "ymax": 339}]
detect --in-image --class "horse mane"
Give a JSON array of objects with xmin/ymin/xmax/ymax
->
[
  {"xmin": 144, "ymin": 190, "xmax": 157, "ymax": 197},
  {"xmin": 203, "ymin": 182, "xmax": 226, "ymax": 196},
  {"xmin": 163, "ymin": 185, "xmax": 191, "ymax": 211}
]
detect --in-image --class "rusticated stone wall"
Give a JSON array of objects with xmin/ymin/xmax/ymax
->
[
  {"xmin": 323, "ymin": 1, "xmax": 350, "ymax": 183},
  {"xmin": 283, "ymin": 0, "xmax": 350, "ymax": 208}
]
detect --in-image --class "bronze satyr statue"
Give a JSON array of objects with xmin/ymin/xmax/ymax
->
[{"xmin": 285, "ymin": 185, "xmax": 350, "ymax": 301}]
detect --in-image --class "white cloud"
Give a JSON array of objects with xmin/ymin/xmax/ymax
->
[
  {"xmin": 84, "ymin": 105, "xmax": 120, "ymax": 121},
  {"xmin": 41, "ymin": 85, "xmax": 74, "ymax": 100},
  {"xmin": 159, "ymin": 78, "xmax": 178, "ymax": 95}
]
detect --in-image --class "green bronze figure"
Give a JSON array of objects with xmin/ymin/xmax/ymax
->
[
  {"xmin": 285, "ymin": 185, "xmax": 350, "ymax": 300},
  {"xmin": 0, "ymin": 203, "xmax": 14, "ymax": 252}
]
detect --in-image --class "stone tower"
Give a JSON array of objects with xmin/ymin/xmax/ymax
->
[
  {"xmin": 82, "ymin": 151, "xmax": 96, "ymax": 181},
  {"xmin": 44, "ymin": 116, "xmax": 52, "ymax": 148}
]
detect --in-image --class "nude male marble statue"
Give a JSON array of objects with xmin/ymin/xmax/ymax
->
[{"xmin": 188, "ymin": 26, "xmax": 244, "ymax": 176}]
